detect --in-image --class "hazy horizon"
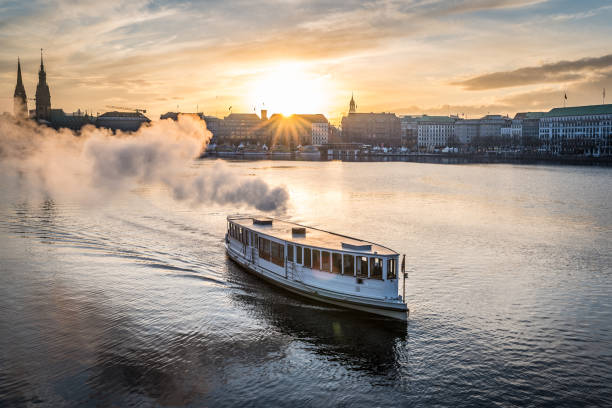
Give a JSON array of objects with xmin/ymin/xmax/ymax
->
[{"xmin": 1, "ymin": 0, "xmax": 611, "ymax": 124}]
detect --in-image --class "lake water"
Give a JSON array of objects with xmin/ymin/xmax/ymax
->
[{"xmin": 1, "ymin": 160, "xmax": 611, "ymax": 407}]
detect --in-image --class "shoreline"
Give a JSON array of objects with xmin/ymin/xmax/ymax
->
[{"xmin": 202, "ymin": 151, "xmax": 612, "ymax": 166}]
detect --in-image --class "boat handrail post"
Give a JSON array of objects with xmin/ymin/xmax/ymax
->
[{"xmin": 401, "ymin": 254, "xmax": 406, "ymax": 302}]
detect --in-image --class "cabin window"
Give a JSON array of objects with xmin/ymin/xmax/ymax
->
[
  {"xmin": 288, "ymin": 245, "xmax": 294, "ymax": 262},
  {"xmin": 387, "ymin": 259, "xmax": 397, "ymax": 280},
  {"xmin": 356, "ymin": 256, "xmax": 368, "ymax": 277},
  {"xmin": 259, "ymin": 237, "xmax": 271, "ymax": 261},
  {"xmin": 332, "ymin": 253, "xmax": 342, "ymax": 274},
  {"xmin": 312, "ymin": 249, "xmax": 321, "ymax": 270},
  {"xmin": 270, "ymin": 241, "xmax": 284, "ymax": 267},
  {"xmin": 321, "ymin": 251, "xmax": 331, "ymax": 272},
  {"xmin": 304, "ymin": 248, "xmax": 311, "ymax": 268},
  {"xmin": 370, "ymin": 257, "xmax": 383, "ymax": 279},
  {"xmin": 343, "ymin": 254, "xmax": 354, "ymax": 275},
  {"xmin": 296, "ymin": 246, "xmax": 303, "ymax": 264}
]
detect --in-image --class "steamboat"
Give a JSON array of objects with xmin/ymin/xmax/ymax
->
[{"xmin": 225, "ymin": 215, "xmax": 408, "ymax": 320}]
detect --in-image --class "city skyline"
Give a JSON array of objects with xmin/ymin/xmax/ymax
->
[{"xmin": 1, "ymin": 0, "xmax": 611, "ymax": 123}]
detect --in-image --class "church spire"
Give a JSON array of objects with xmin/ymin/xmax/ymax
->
[
  {"xmin": 36, "ymin": 48, "xmax": 51, "ymax": 121},
  {"xmin": 13, "ymin": 57, "xmax": 28, "ymax": 118},
  {"xmin": 349, "ymin": 92, "xmax": 356, "ymax": 114}
]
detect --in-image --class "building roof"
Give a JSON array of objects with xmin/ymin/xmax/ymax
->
[
  {"xmin": 347, "ymin": 112, "xmax": 398, "ymax": 117},
  {"xmin": 225, "ymin": 113, "xmax": 261, "ymax": 121},
  {"xmin": 514, "ymin": 112, "xmax": 545, "ymax": 120},
  {"xmin": 480, "ymin": 114, "xmax": 508, "ymax": 120},
  {"xmin": 293, "ymin": 114, "xmax": 328, "ymax": 123},
  {"xmin": 99, "ymin": 111, "xmax": 149, "ymax": 119},
  {"xmin": 543, "ymin": 104, "xmax": 612, "ymax": 117},
  {"xmin": 415, "ymin": 115, "xmax": 456, "ymax": 123}
]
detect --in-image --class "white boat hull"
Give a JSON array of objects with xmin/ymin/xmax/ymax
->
[{"xmin": 225, "ymin": 243, "xmax": 409, "ymax": 321}]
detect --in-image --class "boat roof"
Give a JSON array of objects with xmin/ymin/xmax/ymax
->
[{"xmin": 228, "ymin": 215, "xmax": 398, "ymax": 257}]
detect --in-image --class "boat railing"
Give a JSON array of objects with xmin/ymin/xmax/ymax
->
[{"xmin": 287, "ymin": 261, "xmax": 302, "ymax": 282}]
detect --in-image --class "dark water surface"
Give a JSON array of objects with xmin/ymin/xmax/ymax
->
[{"xmin": 1, "ymin": 161, "xmax": 611, "ymax": 407}]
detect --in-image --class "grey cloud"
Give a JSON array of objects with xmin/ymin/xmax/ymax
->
[{"xmin": 453, "ymin": 54, "xmax": 612, "ymax": 90}]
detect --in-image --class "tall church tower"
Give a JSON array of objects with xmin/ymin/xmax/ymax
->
[
  {"xmin": 13, "ymin": 58, "xmax": 28, "ymax": 118},
  {"xmin": 35, "ymin": 49, "xmax": 51, "ymax": 121},
  {"xmin": 349, "ymin": 93, "xmax": 356, "ymax": 114}
]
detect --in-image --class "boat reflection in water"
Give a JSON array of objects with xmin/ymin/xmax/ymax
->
[{"xmin": 225, "ymin": 257, "xmax": 408, "ymax": 375}]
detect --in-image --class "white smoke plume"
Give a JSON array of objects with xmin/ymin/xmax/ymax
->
[{"xmin": 0, "ymin": 115, "xmax": 289, "ymax": 212}]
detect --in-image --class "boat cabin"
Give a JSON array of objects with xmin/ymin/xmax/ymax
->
[{"xmin": 226, "ymin": 216, "xmax": 401, "ymax": 301}]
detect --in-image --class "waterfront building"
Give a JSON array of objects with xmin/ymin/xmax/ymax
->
[
  {"xmin": 539, "ymin": 104, "xmax": 612, "ymax": 156},
  {"xmin": 202, "ymin": 115, "xmax": 221, "ymax": 137},
  {"xmin": 160, "ymin": 111, "xmax": 222, "ymax": 138},
  {"xmin": 341, "ymin": 95, "xmax": 401, "ymax": 146},
  {"xmin": 35, "ymin": 51, "xmax": 51, "ymax": 122},
  {"xmin": 416, "ymin": 115, "xmax": 457, "ymax": 152},
  {"xmin": 294, "ymin": 114, "xmax": 329, "ymax": 145},
  {"xmin": 13, "ymin": 58, "xmax": 28, "ymax": 118},
  {"xmin": 96, "ymin": 111, "xmax": 151, "ymax": 132},
  {"xmin": 454, "ymin": 114, "xmax": 510, "ymax": 149},
  {"xmin": 400, "ymin": 116, "xmax": 418, "ymax": 149},
  {"xmin": 258, "ymin": 113, "xmax": 329, "ymax": 146},
  {"xmin": 455, "ymin": 119, "xmax": 479, "ymax": 146},
  {"xmin": 49, "ymin": 108, "xmax": 95, "ymax": 130},
  {"xmin": 504, "ymin": 112, "xmax": 544, "ymax": 149},
  {"xmin": 219, "ymin": 113, "xmax": 262, "ymax": 144},
  {"xmin": 328, "ymin": 125, "xmax": 341, "ymax": 144}
]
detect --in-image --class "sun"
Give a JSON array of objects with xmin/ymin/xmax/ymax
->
[{"xmin": 248, "ymin": 63, "xmax": 330, "ymax": 116}]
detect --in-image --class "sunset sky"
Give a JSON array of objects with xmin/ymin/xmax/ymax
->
[{"xmin": 1, "ymin": 0, "xmax": 611, "ymax": 124}]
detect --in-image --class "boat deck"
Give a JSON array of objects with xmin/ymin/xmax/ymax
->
[{"xmin": 228, "ymin": 216, "xmax": 397, "ymax": 256}]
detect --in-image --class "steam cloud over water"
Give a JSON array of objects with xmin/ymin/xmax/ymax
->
[{"xmin": 0, "ymin": 115, "xmax": 289, "ymax": 212}]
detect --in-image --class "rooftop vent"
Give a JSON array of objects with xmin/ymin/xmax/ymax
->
[
  {"xmin": 342, "ymin": 242, "xmax": 372, "ymax": 251},
  {"xmin": 253, "ymin": 218, "xmax": 273, "ymax": 225},
  {"xmin": 292, "ymin": 227, "xmax": 306, "ymax": 235}
]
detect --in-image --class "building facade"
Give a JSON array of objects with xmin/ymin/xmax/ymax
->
[
  {"xmin": 454, "ymin": 115, "xmax": 511, "ymax": 149},
  {"xmin": 400, "ymin": 115, "xmax": 418, "ymax": 149},
  {"xmin": 455, "ymin": 119, "xmax": 479, "ymax": 146},
  {"xmin": 506, "ymin": 112, "xmax": 544, "ymax": 149},
  {"xmin": 96, "ymin": 111, "xmax": 151, "ymax": 132},
  {"xmin": 416, "ymin": 115, "xmax": 457, "ymax": 151},
  {"xmin": 340, "ymin": 95, "xmax": 401, "ymax": 146},
  {"xmin": 219, "ymin": 113, "xmax": 262, "ymax": 144},
  {"xmin": 539, "ymin": 105, "xmax": 612, "ymax": 156},
  {"xmin": 295, "ymin": 114, "xmax": 329, "ymax": 145}
]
